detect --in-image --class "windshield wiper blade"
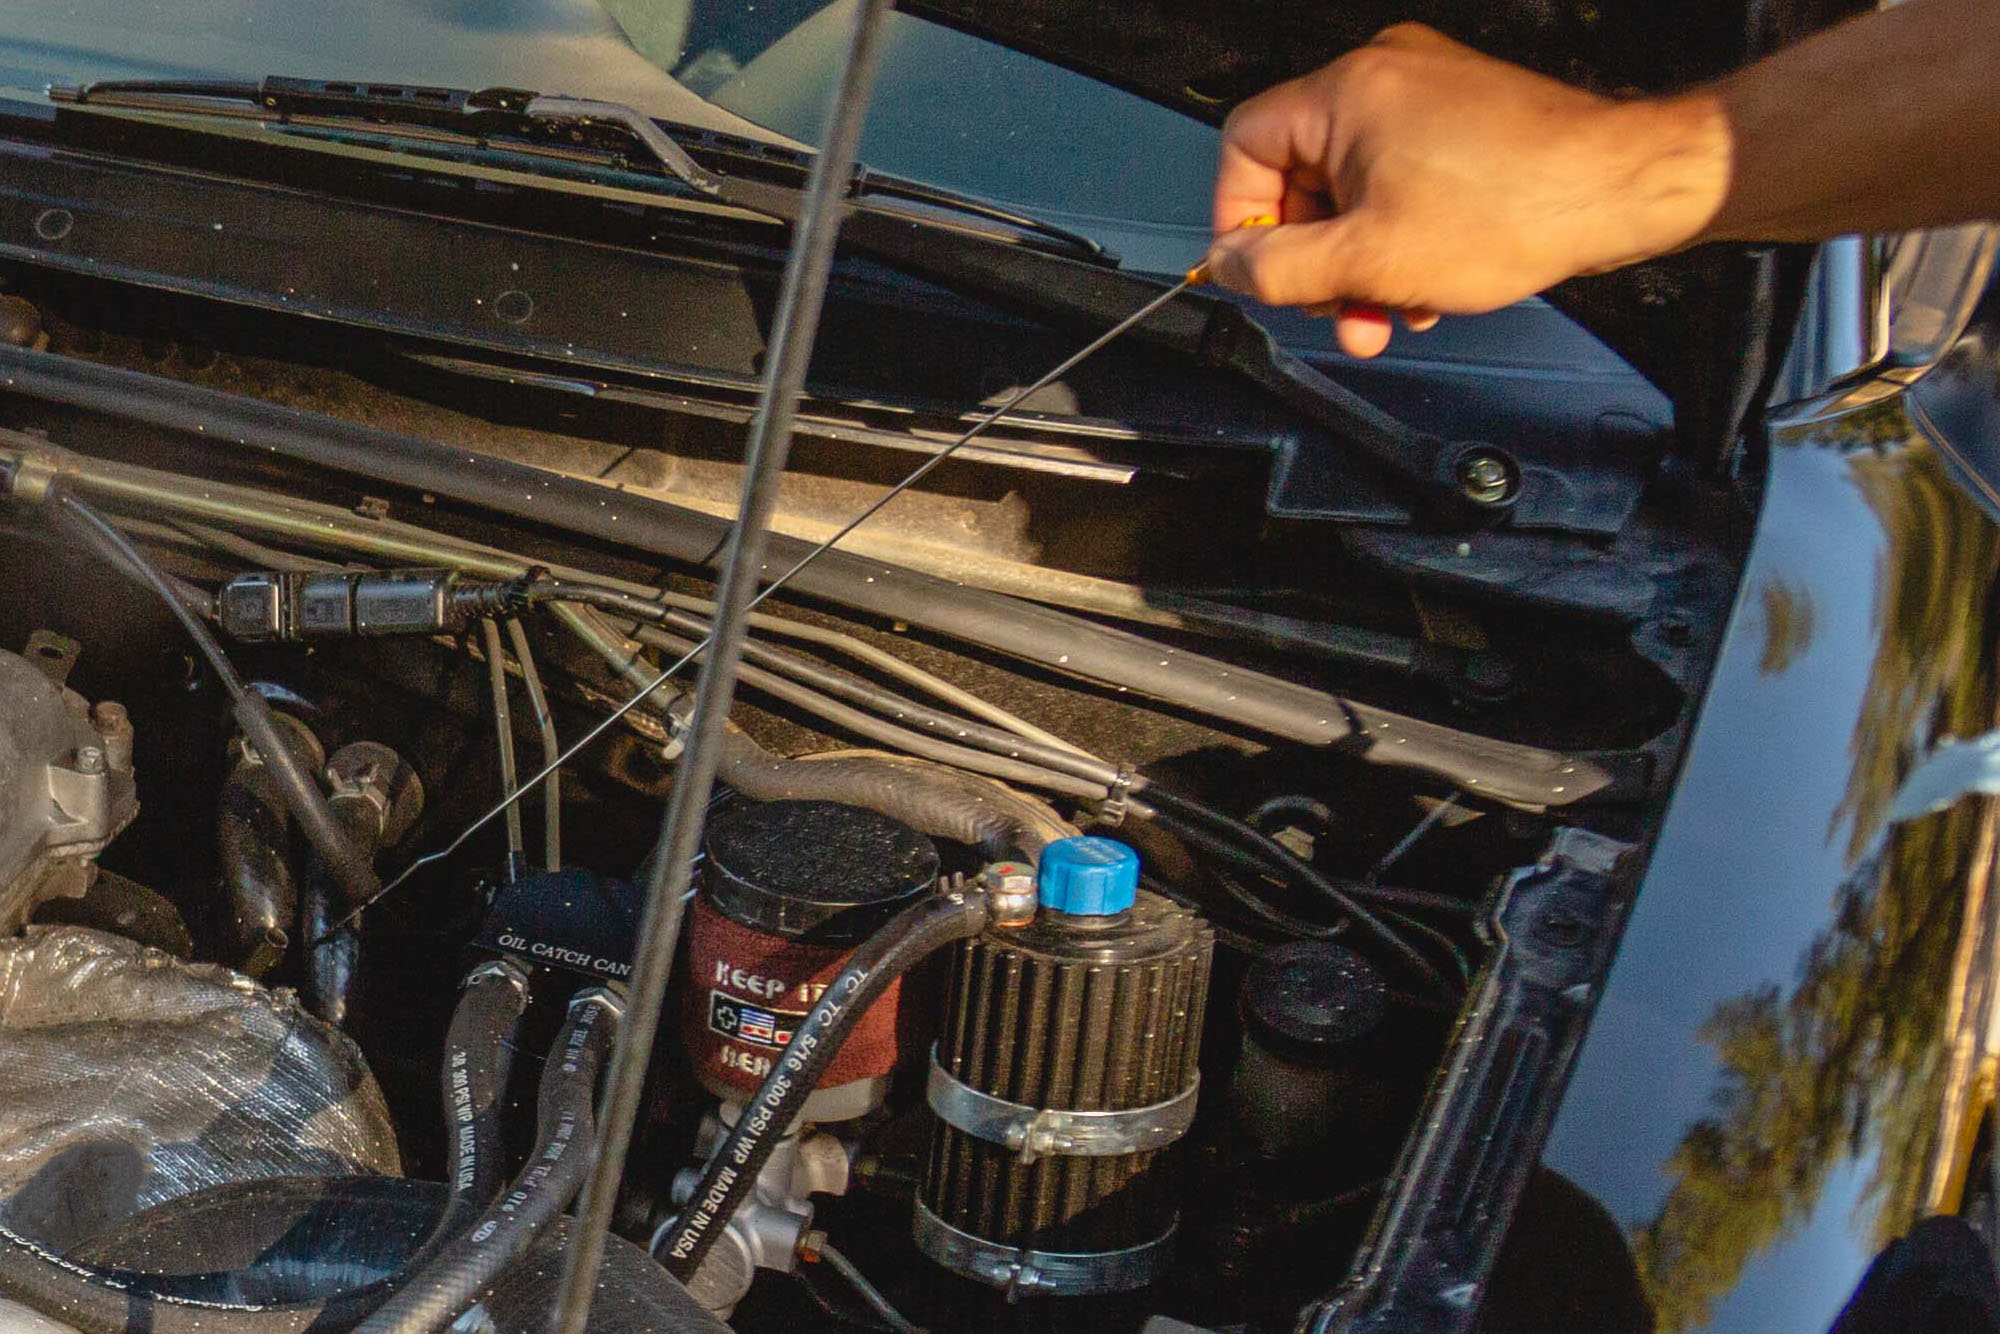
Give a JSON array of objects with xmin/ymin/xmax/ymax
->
[
  {"xmin": 46, "ymin": 77, "xmax": 1113, "ymax": 262},
  {"xmin": 51, "ymin": 77, "xmax": 793, "ymax": 210}
]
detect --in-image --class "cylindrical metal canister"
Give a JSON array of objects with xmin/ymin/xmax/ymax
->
[
  {"xmin": 1233, "ymin": 940, "xmax": 1395, "ymax": 1163},
  {"xmin": 918, "ymin": 837, "xmax": 1213, "ymax": 1298},
  {"xmin": 682, "ymin": 799, "xmax": 939, "ymax": 1122}
]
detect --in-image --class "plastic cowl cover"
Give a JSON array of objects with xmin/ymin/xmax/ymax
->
[
  {"xmin": 0, "ymin": 1295, "xmax": 80, "ymax": 1332},
  {"xmin": 0, "ymin": 925, "xmax": 400, "ymax": 1252}
]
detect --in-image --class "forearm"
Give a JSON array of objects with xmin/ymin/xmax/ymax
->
[
  {"xmin": 1678, "ymin": 0, "xmax": 2000, "ymax": 242},
  {"xmin": 1200, "ymin": 5, "xmax": 2000, "ymax": 339}
]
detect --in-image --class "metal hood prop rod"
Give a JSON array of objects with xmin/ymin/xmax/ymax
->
[{"xmin": 548, "ymin": 2, "xmax": 897, "ymax": 1329}]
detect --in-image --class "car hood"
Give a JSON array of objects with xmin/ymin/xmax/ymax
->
[{"xmin": 903, "ymin": 0, "xmax": 1870, "ymax": 454}]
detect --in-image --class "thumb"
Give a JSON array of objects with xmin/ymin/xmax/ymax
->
[{"xmin": 1204, "ymin": 214, "xmax": 1385, "ymax": 310}]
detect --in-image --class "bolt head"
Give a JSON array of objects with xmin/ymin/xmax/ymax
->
[
  {"xmin": 1455, "ymin": 451, "xmax": 1516, "ymax": 505},
  {"xmin": 981, "ymin": 861, "xmax": 1035, "ymax": 894},
  {"xmin": 982, "ymin": 860, "xmax": 1038, "ymax": 927}
]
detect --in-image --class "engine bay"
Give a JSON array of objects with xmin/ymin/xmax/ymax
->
[{"xmin": 0, "ymin": 217, "xmax": 1735, "ymax": 1333}]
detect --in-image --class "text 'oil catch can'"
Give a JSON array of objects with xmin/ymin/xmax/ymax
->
[
  {"xmin": 917, "ymin": 836, "xmax": 1213, "ymax": 1298},
  {"xmin": 682, "ymin": 799, "xmax": 939, "ymax": 1123}
]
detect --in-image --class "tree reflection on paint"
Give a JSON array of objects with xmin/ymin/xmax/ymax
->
[
  {"xmin": 1633, "ymin": 407, "xmax": 2000, "ymax": 1332},
  {"xmin": 1756, "ymin": 577, "xmax": 1818, "ymax": 676}
]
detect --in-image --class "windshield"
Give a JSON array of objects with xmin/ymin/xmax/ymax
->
[
  {"xmin": 0, "ymin": 0, "xmax": 1653, "ymax": 385},
  {"xmin": 0, "ymin": 0, "xmax": 1217, "ymax": 276},
  {"xmin": 0, "ymin": 1, "xmax": 790, "ymax": 170},
  {"xmin": 604, "ymin": 0, "xmax": 1218, "ymax": 273}
]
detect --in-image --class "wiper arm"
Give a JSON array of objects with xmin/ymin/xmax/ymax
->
[
  {"xmin": 518, "ymin": 93, "xmax": 1113, "ymax": 261},
  {"xmin": 46, "ymin": 77, "xmax": 1112, "ymax": 261},
  {"xmin": 512, "ymin": 94, "xmax": 730, "ymax": 198},
  {"xmin": 51, "ymin": 76, "xmax": 793, "ymax": 210},
  {"xmin": 865, "ymin": 226, "xmax": 1526, "ymax": 520}
]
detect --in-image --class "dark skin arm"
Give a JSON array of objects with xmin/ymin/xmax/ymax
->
[{"xmin": 1204, "ymin": 0, "xmax": 2000, "ymax": 356}]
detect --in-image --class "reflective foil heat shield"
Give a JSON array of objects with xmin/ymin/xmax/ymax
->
[{"xmin": 918, "ymin": 837, "xmax": 1213, "ymax": 1298}]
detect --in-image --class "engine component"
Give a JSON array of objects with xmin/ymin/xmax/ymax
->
[
  {"xmin": 918, "ymin": 837, "xmax": 1212, "ymax": 1297},
  {"xmin": 0, "ymin": 968, "xmax": 645, "ymax": 1334},
  {"xmin": 218, "ymin": 568, "xmax": 502, "ymax": 642},
  {"xmin": 0, "ymin": 925, "xmax": 399, "ymax": 1253},
  {"xmin": 0, "ymin": 640, "xmax": 136, "ymax": 930},
  {"xmin": 683, "ymin": 799, "xmax": 939, "ymax": 1121},
  {"xmin": 354, "ymin": 986, "xmax": 621, "ymax": 1334},
  {"xmin": 1192, "ymin": 942, "xmax": 1448, "ymax": 1305},
  {"xmin": 660, "ymin": 886, "xmax": 994, "ymax": 1283},
  {"xmin": 31, "ymin": 867, "xmax": 192, "ymax": 959},
  {"xmin": 216, "ymin": 712, "xmax": 325, "ymax": 977},
  {"xmin": 479, "ymin": 867, "xmax": 641, "ymax": 983},
  {"xmin": 302, "ymin": 742, "xmax": 423, "ymax": 1027},
  {"xmin": 664, "ymin": 1104, "xmax": 853, "ymax": 1316},
  {"xmin": 1232, "ymin": 941, "xmax": 1397, "ymax": 1163},
  {"xmin": 51, "ymin": 492, "xmax": 382, "ymax": 903}
]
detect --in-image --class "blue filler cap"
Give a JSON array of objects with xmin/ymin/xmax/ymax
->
[{"xmin": 1037, "ymin": 837, "xmax": 1140, "ymax": 916}]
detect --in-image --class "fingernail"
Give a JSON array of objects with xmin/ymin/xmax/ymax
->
[{"xmin": 1343, "ymin": 302, "xmax": 1392, "ymax": 326}]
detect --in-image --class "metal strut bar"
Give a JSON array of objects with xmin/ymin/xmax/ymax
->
[{"xmin": 547, "ymin": 2, "xmax": 897, "ymax": 1330}]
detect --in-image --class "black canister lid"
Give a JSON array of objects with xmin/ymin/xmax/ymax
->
[
  {"xmin": 702, "ymin": 799, "xmax": 940, "ymax": 944},
  {"xmin": 1240, "ymin": 941, "xmax": 1388, "ymax": 1064}
]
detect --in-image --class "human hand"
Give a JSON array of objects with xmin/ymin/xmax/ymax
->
[{"xmin": 1203, "ymin": 23, "xmax": 1730, "ymax": 356}]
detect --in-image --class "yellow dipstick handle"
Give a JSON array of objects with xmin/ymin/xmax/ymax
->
[{"xmin": 1187, "ymin": 214, "xmax": 1278, "ymax": 285}]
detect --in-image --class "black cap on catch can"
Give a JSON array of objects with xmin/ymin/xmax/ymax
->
[
  {"xmin": 1241, "ymin": 941, "xmax": 1389, "ymax": 1065},
  {"xmin": 702, "ymin": 799, "xmax": 939, "ymax": 944}
]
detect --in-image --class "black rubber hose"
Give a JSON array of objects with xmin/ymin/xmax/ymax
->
[
  {"xmin": 51, "ymin": 490, "xmax": 382, "ymax": 902},
  {"xmin": 354, "ymin": 987, "xmax": 621, "ymax": 1334},
  {"xmin": 72, "ymin": 1177, "xmax": 449, "ymax": 1308},
  {"xmin": 0, "ymin": 1219, "xmax": 393, "ymax": 1334},
  {"xmin": 1143, "ymin": 791, "xmax": 1450, "ymax": 997},
  {"xmin": 302, "ymin": 796, "xmax": 386, "ymax": 1027},
  {"xmin": 216, "ymin": 715, "xmax": 326, "ymax": 978},
  {"xmin": 659, "ymin": 887, "xmax": 992, "ymax": 1281},
  {"xmin": 0, "ymin": 347, "xmax": 1622, "ymax": 807},
  {"xmin": 435, "ymin": 960, "xmax": 533, "ymax": 1230},
  {"xmin": 715, "ymin": 729, "xmax": 1071, "ymax": 858}
]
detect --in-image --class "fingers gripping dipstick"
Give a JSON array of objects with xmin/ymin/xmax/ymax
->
[
  {"xmin": 1192, "ymin": 213, "xmax": 1393, "ymax": 329},
  {"xmin": 1187, "ymin": 212, "xmax": 1278, "ymax": 285}
]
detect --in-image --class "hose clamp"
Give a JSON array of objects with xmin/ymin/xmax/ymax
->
[
  {"xmin": 2, "ymin": 438, "xmax": 73, "ymax": 504},
  {"xmin": 926, "ymin": 1048, "xmax": 1198, "ymax": 1164},
  {"xmin": 572, "ymin": 983, "xmax": 628, "ymax": 1018},
  {"xmin": 1096, "ymin": 761, "xmax": 1136, "ymax": 827},
  {"xmin": 465, "ymin": 955, "xmax": 532, "ymax": 995},
  {"xmin": 912, "ymin": 1199, "xmax": 1174, "ymax": 1298},
  {"xmin": 504, "ymin": 565, "xmax": 549, "ymax": 613}
]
